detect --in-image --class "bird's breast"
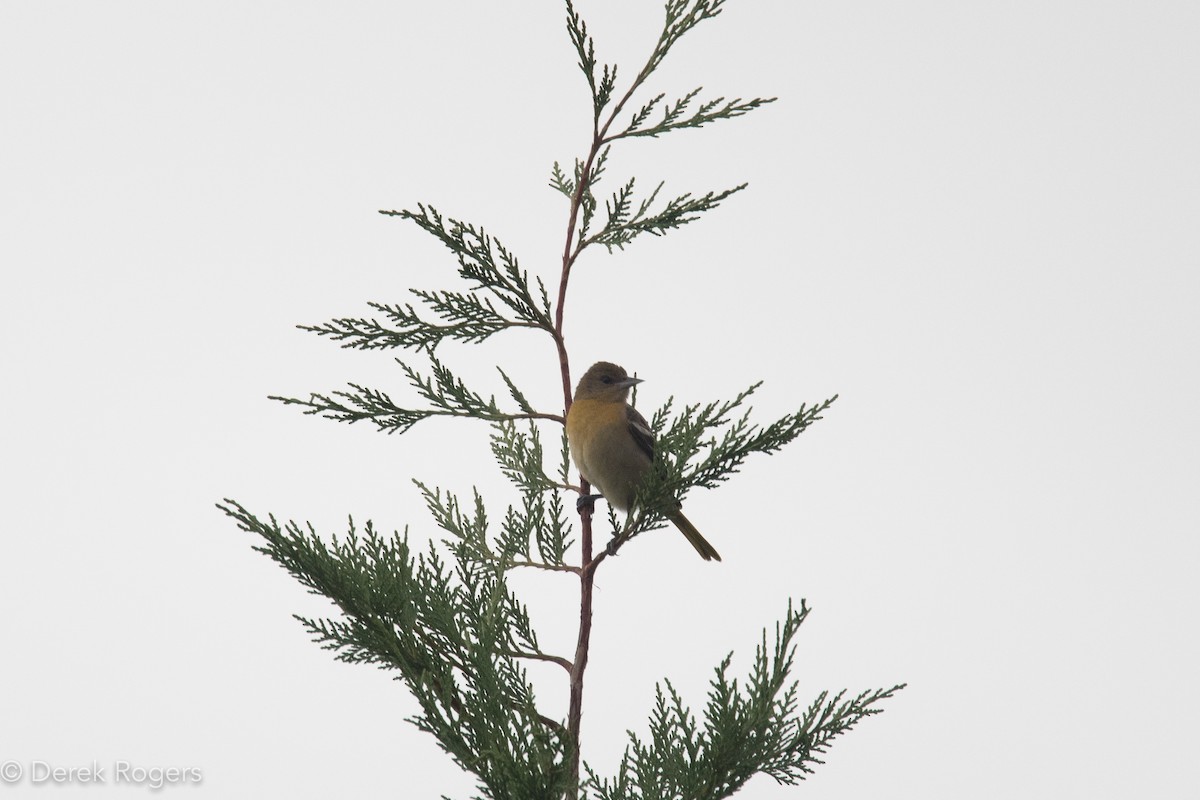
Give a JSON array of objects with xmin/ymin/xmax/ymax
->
[{"xmin": 566, "ymin": 398, "xmax": 650, "ymax": 511}]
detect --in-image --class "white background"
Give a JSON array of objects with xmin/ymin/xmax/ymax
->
[{"xmin": 2, "ymin": 1, "xmax": 1197, "ymax": 797}]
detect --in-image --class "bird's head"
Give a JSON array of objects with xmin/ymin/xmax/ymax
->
[{"xmin": 574, "ymin": 361, "xmax": 643, "ymax": 402}]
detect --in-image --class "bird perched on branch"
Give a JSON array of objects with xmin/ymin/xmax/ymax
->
[{"xmin": 566, "ymin": 360, "xmax": 721, "ymax": 561}]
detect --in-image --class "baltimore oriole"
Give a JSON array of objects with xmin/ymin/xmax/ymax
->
[{"xmin": 566, "ymin": 361, "xmax": 721, "ymax": 561}]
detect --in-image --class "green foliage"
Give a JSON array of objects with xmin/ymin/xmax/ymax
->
[
  {"xmin": 584, "ymin": 602, "xmax": 904, "ymax": 799},
  {"xmin": 617, "ymin": 88, "xmax": 775, "ymax": 141},
  {"xmin": 269, "ymin": 355, "xmax": 559, "ymax": 435},
  {"xmin": 566, "ymin": 0, "xmax": 739, "ymax": 125},
  {"xmin": 299, "ymin": 204, "xmax": 551, "ymax": 355},
  {"xmin": 590, "ymin": 179, "xmax": 747, "ymax": 252},
  {"xmin": 223, "ymin": 2, "xmax": 901, "ymax": 798},
  {"xmin": 216, "ymin": 500, "xmax": 572, "ymax": 799},
  {"xmin": 381, "ymin": 205, "xmax": 554, "ymax": 332},
  {"xmin": 565, "ymin": 0, "xmax": 616, "ymax": 122},
  {"xmin": 604, "ymin": 388, "xmax": 839, "ymax": 552}
]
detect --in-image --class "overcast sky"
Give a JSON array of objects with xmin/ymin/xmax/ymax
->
[{"xmin": 2, "ymin": 1, "xmax": 1198, "ymax": 798}]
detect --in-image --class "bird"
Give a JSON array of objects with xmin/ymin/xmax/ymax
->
[{"xmin": 566, "ymin": 360, "xmax": 721, "ymax": 561}]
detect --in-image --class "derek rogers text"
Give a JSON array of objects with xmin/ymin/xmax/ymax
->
[{"xmin": 26, "ymin": 760, "xmax": 203, "ymax": 788}]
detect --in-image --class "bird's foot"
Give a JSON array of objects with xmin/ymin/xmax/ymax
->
[
  {"xmin": 575, "ymin": 493, "xmax": 603, "ymax": 513},
  {"xmin": 604, "ymin": 535, "xmax": 623, "ymax": 557}
]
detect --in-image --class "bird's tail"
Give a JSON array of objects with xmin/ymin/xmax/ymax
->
[{"xmin": 668, "ymin": 510, "xmax": 722, "ymax": 562}]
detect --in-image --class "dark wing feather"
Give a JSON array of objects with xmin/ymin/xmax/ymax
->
[{"xmin": 625, "ymin": 404, "xmax": 655, "ymax": 461}]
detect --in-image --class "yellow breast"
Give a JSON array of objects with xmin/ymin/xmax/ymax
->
[{"xmin": 566, "ymin": 398, "xmax": 649, "ymax": 511}]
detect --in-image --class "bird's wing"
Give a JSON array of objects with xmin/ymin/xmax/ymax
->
[{"xmin": 625, "ymin": 404, "xmax": 655, "ymax": 462}]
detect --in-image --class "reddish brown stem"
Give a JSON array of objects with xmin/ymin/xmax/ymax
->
[
  {"xmin": 560, "ymin": 173, "xmax": 594, "ymax": 800},
  {"xmin": 565, "ymin": 499, "xmax": 593, "ymax": 798},
  {"xmin": 559, "ymin": 121, "xmax": 605, "ymax": 800},
  {"xmin": 559, "ymin": 56, "xmax": 656, "ymax": 797}
]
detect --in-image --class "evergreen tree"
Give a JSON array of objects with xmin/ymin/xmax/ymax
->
[{"xmin": 220, "ymin": 2, "xmax": 903, "ymax": 797}]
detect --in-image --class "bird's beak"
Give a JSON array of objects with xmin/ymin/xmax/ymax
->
[{"xmin": 617, "ymin": 377, "xmax": 643, "ymax": 389}]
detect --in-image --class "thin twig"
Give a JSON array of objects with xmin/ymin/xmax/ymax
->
[
  {"xmin": 503, "ymin": 649, "xmax": 575, "ymax": 672},
  {"xmin": 508, "ymin": 560, "xmax": 582, "ymax": 575},
  {"xmin": 535, "ymin": 712, "xmax": 570, "ymax": 738}
]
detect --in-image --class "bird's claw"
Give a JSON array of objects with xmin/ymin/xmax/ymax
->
[{"xmin": 575, "ymin": 493, "xmax": 603, "ymax": 513}]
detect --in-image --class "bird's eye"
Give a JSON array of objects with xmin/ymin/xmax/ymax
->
[{"xmin": 600, "ymin": 376, "xmax": 613, "ymax": 384}]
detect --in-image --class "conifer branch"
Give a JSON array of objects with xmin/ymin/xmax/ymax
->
[
  {"xmin": 589, "ymin": 389, "xmax": 838, "ymax": 558},
  {"xmin": 225, "ymin": 4, "xmax": 902, "ymax": 798},
  {"xmin": 299, "ymin": 295, "xmax": 539, "ymax": 353},
  {"xmin": 379, "ymin": 204, "xmax": 554, "ymax": 332},
  {"xmin": 497, "ymin": 368, "xmax": 538, "ymax": 416},
  {"xmin": 583, "ymin": 602, "xmax": 906, "ymax": 797},
  {"xmin": 551, "ymin": 161, "xmax": 574, "ymax": 198},
  {"xmin": 663, "ymin": 391, "xmax": 839, "ymax": 494},
  {"xmin": 504, "ymin": 650, "xmax": 575, "ymax": 673},
  {"xmin": 268, "ymin": 383, "xmax": 435, "ymax": 434},
  {"xmin": 216, "ymin": 500, "xmax": 571, "ymax": 796},
  {"xmin": 565, "ymin": 0, "xmax": 616, "ymax": 124},
  {"xmin": 270, "ymin": 356, "xmax": 563, "ymax": 435},
  {"xmin": 611, "ymin": 89, "xmax": 775, "ymax": 141},
  {"xmin": 268, "ymin": 385, "xmax": 560, "ymax": 435},
  {"xmin": 611, "ymin": 0, "xmax": 730, "ymax": 131},
  {"xmin": 508, "ymin": 560, "xmax": 582, "ymax": 575},
  {"xmin": 491, "ymin": 419, "xmax": 556, "ymax": 492},
  {"xmin": 587, "ymin": 181, "xmax": 747, "ymax": 251}
]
